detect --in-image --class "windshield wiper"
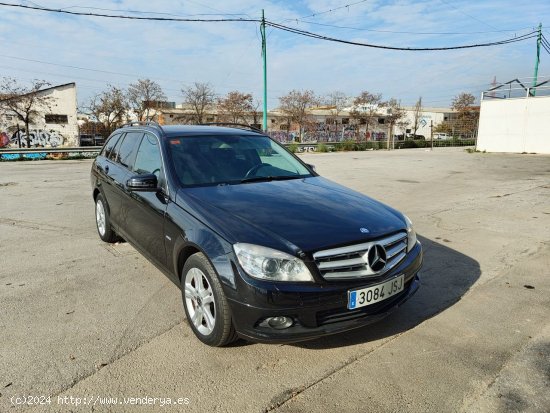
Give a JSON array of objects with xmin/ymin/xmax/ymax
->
[{"xmin": 240, "ymin": 175, "xmax": 303, "ymax": 184}]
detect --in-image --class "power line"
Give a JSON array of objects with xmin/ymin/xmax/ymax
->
[
  {"xmin": 0, "ymin": 54, "xmax": 181, "ymax": 83},
  {"xmin": 436, "ymin": 0, "xmax": 499, "ymax": 31},
  {"xmin": 0, "ymin": 2, "xmax": 539, "ymax": 52},
  {"xmin": 541, "ymin": 34, "xmax": 550, "ymax": 54},
  {"xmin": 292, "ymin": 20, "xmax": 534, "ymax": 36},
  {"xmin": 47, "ymin": 2, "xmax": 252, "ymax": 18},
  {"xmin": 266, "ymin": 22, "xmax": 537, "ymax": 51},
  {"xmin": 0, "ymin": 2, "xmax": 260, "ymax": 22},
  {"xmin": 298, "ymin": 0, "xmax": 371, "ymax": 19}
]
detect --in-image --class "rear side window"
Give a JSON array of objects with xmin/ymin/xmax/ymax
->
[
  {"xmin": 108, "ymin": 133, "xmax": 125, "ymax": 162},
  {"xmin": 101, "ymin": 133, "xmax": 121, "ymax": 158},
  {"xmin": 116, "ymin": 132, "xmax": 143, "ymax": 169}
]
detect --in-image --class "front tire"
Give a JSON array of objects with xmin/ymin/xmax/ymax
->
[
  {"xmin": 181, "ymin": 253, "xmax": 237, "ymax": 346},
  {"xmin": 95, "ymin": 193, "xmax": 118, "ymax": 243}
]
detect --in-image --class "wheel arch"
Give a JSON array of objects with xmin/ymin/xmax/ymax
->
[{"xmin": 172, "ymin": 233, "xmax": 236, "ymax": 290}]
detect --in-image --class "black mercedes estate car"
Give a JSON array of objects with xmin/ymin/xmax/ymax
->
[{"xmin": 91, "ymin": 122, "xmax": 422, "ymax": 346}]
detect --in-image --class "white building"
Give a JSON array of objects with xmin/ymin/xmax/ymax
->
[
  {"xmin": 0, "ymin": 82, "xmax": 79, "ymax": 147},
  {"xmin": 397, "ymin": 107, "xmax": 454, "ymax": 138}
]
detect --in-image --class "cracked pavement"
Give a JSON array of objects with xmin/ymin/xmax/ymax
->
[{"xmin": 1, "ymin": 148, "xmax": 549, "ymax": 412}]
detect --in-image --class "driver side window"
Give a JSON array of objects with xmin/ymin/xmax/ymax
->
[{"xmin": 133, "ymin": 133, "xmax": 164, "ymax": 188}]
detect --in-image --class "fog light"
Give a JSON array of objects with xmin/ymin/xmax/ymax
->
[{"xmin": 266, "ymin": 316, "xmax": 294, "ymax": 330}]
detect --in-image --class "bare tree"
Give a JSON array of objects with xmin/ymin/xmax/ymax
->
[
  {"xmin": 385, "ymin": 98, "xmax": 406, "ymax": 149},
  {"xmin": 251, "ymin": 98, "xmax": 262, "ymax": 127},
  {"xmin": 325, "ymin": 91, "xmax": 349, "ymax": 134},
  {"xmin": 412, "ymin": 96, "xmax": 423, "ymax": 136},
  {"xmin": 350, "ymin": 91, "xmax": 383, "ymax": 136},
  {"xmin": 0, "ymin": 77, "xmax": 53, "ymax": 147},
  {"xmin": 182, "ymin": 82, "xmax": 216, "ymax": 124},
  {"xmin": 85, "ymin": 85, "xmax": 129, "ymax": 135},
  {"xmin": 217, "ymin": 91, "xmax": 254, "ymax": 124},
  {"xmin": 278, "ymin": 89, "xmax": 318, "ymax": 140},
  {"xmin": 127, "ymin": 79, "xmax": 167, "ymax": 121}
]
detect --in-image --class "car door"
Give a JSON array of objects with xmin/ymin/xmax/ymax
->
[
  {"xmin": 123, "ymin": 133, "xmax": 169, "ymax": 268},
  {"xmin": 98, "ymin": 132, "xmax": 124, "ymax": 227},
  {"xmin": 105, "ymin": 131, "xmax": 142, "ymax": 230}
]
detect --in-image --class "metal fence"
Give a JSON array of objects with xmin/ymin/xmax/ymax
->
[
  {"xmin": 482, "ymin": 78, "xmax": 550, "ymax": 100},
  {"xmin": 0, "ymin": 147, "xmax": 101, "ymax": 161}
]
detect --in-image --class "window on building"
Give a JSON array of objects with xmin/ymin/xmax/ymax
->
[
  {"xmin": 45, "ymin": 114, "xmax": 68, "ymax": 124},
  {"xmin": 280, "ymin": 125, "xmax": 289, "ymax": 131},
  {"xmin": 378, "ymin": 118, "xmax": 385, "ymax": 124},
  {"xmin": 341, "ymin": 118, "xmax": 349, "ymax": 125}
]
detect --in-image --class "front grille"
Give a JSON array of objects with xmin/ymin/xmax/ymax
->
[{"xmin": 313, "ymin": 232, "xmax": 407, "ymax": 280}]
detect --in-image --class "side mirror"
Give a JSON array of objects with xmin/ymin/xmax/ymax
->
[
  {"xmin": 127, "ymin": 174, "xmax": 158, "ymax": 191},
  {"xmin": 306, "ymin": 163, "xmax": 316, "ymax": 172}
]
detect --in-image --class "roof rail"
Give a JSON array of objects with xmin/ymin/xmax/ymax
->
[
  {"xmin": 121, "ymin": 121, "xmax": 164, "ymax": 132},
  {"xmin": 199, "ymin": 122, "xmax": 266, "ymax": 134}
]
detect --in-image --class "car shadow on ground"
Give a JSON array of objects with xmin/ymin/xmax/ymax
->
[{"xmin": 291, "ymin": 235, "xmax": 481, "ymax": 349}]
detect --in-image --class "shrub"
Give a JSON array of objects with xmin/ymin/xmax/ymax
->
[
  {"xmin": 339, "ymin": 139, "xmax": 356, "ymax": 151},
  {"xmin": 317, "ymin": 143, "xmax": 329, "ymax": 152}
]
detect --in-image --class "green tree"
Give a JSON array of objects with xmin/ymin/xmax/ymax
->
[{"xmin": 451, "ymin": 92, "xmax": 478, "ymax": 139}]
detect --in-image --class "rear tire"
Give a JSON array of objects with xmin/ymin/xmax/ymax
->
[
  {"xmin": 181, "ymin": 253, "xmax": 238, "ymax": 347},
  {"xmin": 95, "ymin": 193, "xmax": 118, "ymax": 243}
]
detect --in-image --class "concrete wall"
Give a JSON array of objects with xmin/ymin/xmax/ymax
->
[{"xmin": 477, "ymin": 96, "xmax": 550, "ymax": 154}]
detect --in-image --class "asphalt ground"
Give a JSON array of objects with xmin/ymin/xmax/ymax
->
[{"xmin": 0, "ymin": 147, "xmax": 549, "ymax": 412}]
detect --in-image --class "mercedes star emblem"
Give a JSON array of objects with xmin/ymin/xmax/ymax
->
[{"xmin": 367, "ymin": 244, "xmax": 387, "ymax": 272}]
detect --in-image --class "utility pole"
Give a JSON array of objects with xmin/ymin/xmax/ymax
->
[
  {"xmin": 430, "ymin": 120, "xmax": 433, "ymax": 151},
  {"xmin": 532, "ymin": 23, "xmax": 542, "ymax": 96},
  {"xmin": 260, "ymin": 10, "xmax": 268, "ymax": 132}
]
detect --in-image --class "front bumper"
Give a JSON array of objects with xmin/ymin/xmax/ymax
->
[{"xmin": 226, "ymin": 241, "xmax": 423, "ymax": 343}]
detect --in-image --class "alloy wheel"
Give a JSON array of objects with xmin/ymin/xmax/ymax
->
[{"xmin": 184, "ymin": 267, "xmax": 216, "ymax": 336}]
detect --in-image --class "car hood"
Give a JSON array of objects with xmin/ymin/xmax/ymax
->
[{"xmin": 178, "ymin": 177, "xmax": 406, "ymax": 253}]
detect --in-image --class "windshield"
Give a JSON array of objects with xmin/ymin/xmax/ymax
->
[{"xmin": 168, "ymin": 134, "xmax": 312, "ymax": 186}]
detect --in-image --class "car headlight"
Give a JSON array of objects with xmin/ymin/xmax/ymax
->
[
  {"xmin": 233, "ymin": 243, "xmax": 314, "ymax": 282},
  {"xmin": 404, "ymin": 215, "xmax": 417, "ymax": 252}
]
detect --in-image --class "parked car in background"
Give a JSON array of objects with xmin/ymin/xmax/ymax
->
[
  {"xmin": 434, "ymin": 133, "xmax": 453, "ymax": 140},
  {"xmin": 406, "ymin": 134, "xmax": 426, "ymax": 140},
  {"xmin": 79, "ymin": 134, "xmax": 105, "ymax": 146},
  {"xmin": 90, "ymin": 122, "xmax": 423, "ymax": 346}
]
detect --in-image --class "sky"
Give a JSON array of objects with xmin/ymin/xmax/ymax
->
[{"xmin": 0, "ymin": 0, "xmax": 549, "ymax": 110}]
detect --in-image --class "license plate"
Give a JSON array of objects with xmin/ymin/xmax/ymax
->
[{"xmin": 348, "ymin": 275, "xmax": 405, "ymax": 310}]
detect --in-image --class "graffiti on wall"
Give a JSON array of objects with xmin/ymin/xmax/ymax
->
[{"xmin": 2, "ymin": 130, "xmax": 65, "ymax": 148}]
